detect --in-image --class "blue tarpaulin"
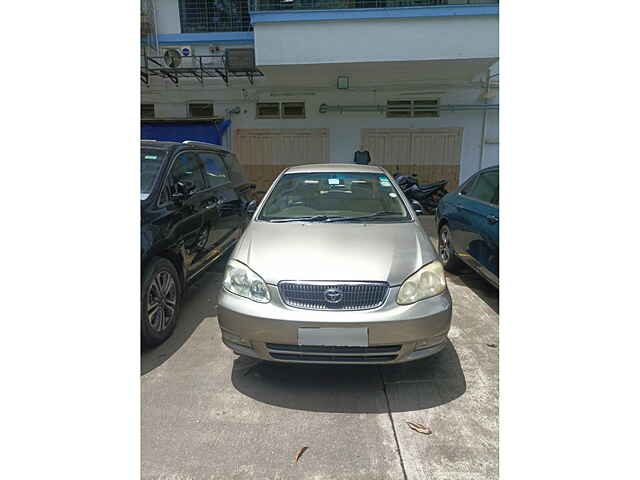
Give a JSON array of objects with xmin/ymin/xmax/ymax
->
[{"xmin": 141, "ymin": 120, "xmax": 231, "ymax": 145}]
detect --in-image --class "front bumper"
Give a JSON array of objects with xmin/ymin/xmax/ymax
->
[{"xmin": 217, "ymin": 283, "xmax": 452, "ymax": 365}]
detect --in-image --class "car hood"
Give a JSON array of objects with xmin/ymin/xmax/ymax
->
[{"xmin": 232, "ymin": 221, "xmax": 437, "ymax": 286}]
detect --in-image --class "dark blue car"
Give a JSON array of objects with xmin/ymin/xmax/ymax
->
[{"xmin": 435, "ymin": 166, "xmax": 499, "ymax": 287}]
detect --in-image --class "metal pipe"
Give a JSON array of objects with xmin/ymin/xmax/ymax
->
[
  {"xmin": 318, "ymin": 103, "xmax": 498, "ymax": 113},
  {"xmin": 479, "ymin": 68, "xmax": 490, "ymax": 171}
]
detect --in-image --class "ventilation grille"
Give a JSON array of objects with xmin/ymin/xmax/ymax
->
[
  {"xmin": 278, "ymin": 281, "xmax": 389, "ymax": 310},
  {"xmin": 188, "ymin": 103, "xmax": 214, "ymax": 118},
  {"xmin": 266, "ymin": 343, "xmax": 401, "ymax": 363},
  {"xmin": 141, "ymin": 104, "xmax": 155, "ymax": 119}
]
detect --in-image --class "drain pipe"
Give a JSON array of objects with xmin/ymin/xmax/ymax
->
[
  {"xmin": 478, "ymin": 69, "xmax": 490, "ymax": 171},
  {"xmin": 479, "ymin": 71, "xmax": 500, "ymax": 171},
  {"xmin": 222, "ymin": 106, "xmax": 241, "ymax": 150}
]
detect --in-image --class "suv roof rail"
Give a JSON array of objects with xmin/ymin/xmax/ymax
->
[{"xmin": 182, "ymin": 140, "xmax": 223, "ymax": 148}]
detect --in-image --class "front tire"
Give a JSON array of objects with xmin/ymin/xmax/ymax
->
[
  {"xmin": 438, "ymin": 224, "xmax": 464, "ymax": 273},
  {"xmin": 141, "ymin": 258, "xmax": 182, "ymax": 347}
]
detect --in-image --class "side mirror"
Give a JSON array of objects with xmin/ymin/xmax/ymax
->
[
  {"xmin": 410, "ymin": 200, "xmax": 425, "ymax": 216},
  {"xmin": 246, "ymin": 199, "xmax": 258, "ymax": 215},
  {"xmin": 171, "ymin": 180, "xmax": 196, "ymax": 202}
]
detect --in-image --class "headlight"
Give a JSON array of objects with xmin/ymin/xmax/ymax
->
[
  {"xmin": 223, "ymin": 259, "xmax": 271, "ymax": 303},
  {"xmin": 397, "ymin": 261, "xmax": 446, "ymax": 305}
]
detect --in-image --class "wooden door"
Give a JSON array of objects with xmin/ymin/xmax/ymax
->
[
  {"xmin": 233, "ymin": 128, "xmax": 330, "ymax": 192},
  {"xmin": 361, "ymin": 128, "xmax": 463, "ymax": 188}
]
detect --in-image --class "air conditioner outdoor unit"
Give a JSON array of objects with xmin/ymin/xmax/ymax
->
[
  {"xmin": 225, "ymin": 48, "xmax": 256, "ymax": 73},
  {"xmin": 161, "ymin": 46, "xmax": 194, "ymax": 67},
  {"xmin": 162, "ymin": 46, "xmax": 192, "ymax": 56}
]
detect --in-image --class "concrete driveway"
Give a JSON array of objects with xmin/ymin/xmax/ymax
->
[{"xmin": 141, "ymin": 217, "xmax": 499, "ymax": 480}]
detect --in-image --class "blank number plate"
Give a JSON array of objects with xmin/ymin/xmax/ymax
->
[{"xmin": 298, "ymin": 328, "xmax": 368, "ymax": 347}]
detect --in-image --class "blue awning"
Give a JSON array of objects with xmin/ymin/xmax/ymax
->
[{"xmin": 141, "ymin": 120, "xmax": 231, "ymax": 145}]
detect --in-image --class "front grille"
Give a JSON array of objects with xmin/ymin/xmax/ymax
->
[
  {"xmin": 278, "ymin": 281, "xmax": 389, "ymax": 310},
  {"xmin": 266, "ymin": 343, "xmax": 402, "ymax": 363}
]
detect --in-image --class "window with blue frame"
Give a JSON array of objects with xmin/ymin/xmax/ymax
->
[
  {"xmin": 250, "ymin": 0, "xmax": 450, "ymax": 11},
  {"xmin": 179, "ymin": 0, "xmax": 252, "ymax": 33}
]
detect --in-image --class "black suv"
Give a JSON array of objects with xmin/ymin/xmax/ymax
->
[{"xmin": 141, "ymin": 140, "xmax": 256, "ymax": 346}]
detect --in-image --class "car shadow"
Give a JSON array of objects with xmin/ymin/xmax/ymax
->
[
  {"xmin": 230, "ymin": 339, "xmax": 466, "ymax": 414},
  {"xmin": 140, "ymin": 252, "xmax": 230, "ymax": 376}
]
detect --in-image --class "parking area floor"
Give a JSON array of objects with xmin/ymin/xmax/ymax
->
[{"xmin": 141, "ymin": 217, "xmax": 499, "ymax": 480}]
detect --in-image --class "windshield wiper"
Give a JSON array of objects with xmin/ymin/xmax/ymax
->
[
  {"xmin": 269, "ymin": 211, "xmax": 401, "ymax": 223},
  {"xmin": 269, "ymin": 215, "xmax": 338, "ymax": 223},
  {"xmin": 324, "ymin": 211, "xmax": 400, "ymax": 222}
]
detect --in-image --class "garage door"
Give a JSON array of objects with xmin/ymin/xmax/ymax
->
[
  {"xmin": 361, "ymin": 128, "xmax": 463, "ymax": 188},
  {"xmin": 233, "ymin": 128, "xmax": 329, "ymax": 192}
]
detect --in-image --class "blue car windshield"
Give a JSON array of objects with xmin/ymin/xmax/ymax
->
[{"xmin": 258, "ymin": 172, "xmax": 410, "ymax": 222}]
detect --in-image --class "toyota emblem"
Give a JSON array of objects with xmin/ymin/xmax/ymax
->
[{"xmin": 324, "ymin": 287, "xmax": 343, "ymax": 304}]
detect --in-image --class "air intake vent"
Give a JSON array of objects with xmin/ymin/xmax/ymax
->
[
  {"xmin": 265, "ymin": 343, "xmax": 402, "ymax": 363},
  {"xmin": 188, "ymin": 103, "xmax": 214, "ymax": 118},
  {"xmin": 141, "ymin": 104, "xmax": 155, "ymax": 119},
  {"xmin": 278, "ymin": 281, "xmax": 389, "ymax": 311}
]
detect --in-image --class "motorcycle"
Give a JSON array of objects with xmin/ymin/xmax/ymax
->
[{"xmin": 393, "ymin": 173, "xmax": 448, "ymax": 214}]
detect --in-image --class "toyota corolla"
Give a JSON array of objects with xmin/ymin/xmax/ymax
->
[{"xmin": 217, "ymin": 164, "xmax": 452, "ymax": 364}]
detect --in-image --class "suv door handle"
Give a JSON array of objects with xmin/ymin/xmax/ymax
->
[{"xmin": 486, "ymin": 215, "xmax": 499, "ymax": 224}]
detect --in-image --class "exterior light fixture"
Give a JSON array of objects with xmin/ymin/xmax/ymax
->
[{"xmin": 337, "ymin": 76, "xmax": 350, "ymax": 90}]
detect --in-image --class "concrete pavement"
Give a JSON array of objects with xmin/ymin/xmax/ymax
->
[{"xmin": 141, "ymin": 217, "xmax": 499, "ymax": 479}]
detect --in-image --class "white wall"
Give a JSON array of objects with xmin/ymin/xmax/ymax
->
[
  {"xmin": 481, "ymin": 109, "xmax": 499, "ymax": 170},
  {"xmin": 155, "ymin": 0, "xmax": 181, "ymax": 35},
  {"xmin": 142, "ymin": 83, "xmax": 498, "ymax": 182},
  {"xmin": 254, "ymin": 16, "xmax": 498, "ymax": 66}
]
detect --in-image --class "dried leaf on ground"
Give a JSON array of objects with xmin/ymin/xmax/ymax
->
[
  {"xmin": 406, "ymin": 421, "xmax": 432, "ymax": 435},
  {"xmin": 295, "ymin": 446, "xmax": 309, "ymax": 463}
]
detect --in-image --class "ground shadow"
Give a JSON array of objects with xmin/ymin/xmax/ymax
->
[
  {"xmin": 231, "ymin": 339, "xmax": 466, "ymax": 414},
  {"xmin": 450, "ymin": 271, "xmax": 499, "ymax": 315},
  {"xmin": 140, "ymin": 252, "xmax": 230, "ymax": 376}
]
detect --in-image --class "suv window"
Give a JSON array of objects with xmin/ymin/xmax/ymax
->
[
  {"xmin": 168, "ymin": 152, "xmax": 206, "ymax": 192},
  {"xmin": 468, "ymin": 170, "xmax": 498, "ymax": 204},
  {"xmin": 222, "ymin": 153, "xmax": 248, "ymax": 186},
  {"xmin": 141, "ymin": 148, "xmax": 167, "ymax": 195},
  {"xmin": 459, "ymin": 175, "xmax": 477, "ymax": 196},
  {"xmin": 199, "ymin": 152, "xmax": 229, "ymax": 188}
]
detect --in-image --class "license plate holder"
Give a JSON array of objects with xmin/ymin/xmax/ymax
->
[{"xmin": 298, "ymin": 327, "xmax": 368, "ymax": 347}]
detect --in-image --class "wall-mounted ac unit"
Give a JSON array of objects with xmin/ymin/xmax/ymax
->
[
  {"xmin": 161, "ymin": 46, "xmax": 194, "ymax": 67},
  {"xmin": 225, "ymin": 48, "xmax": 256, "ymax": 73}
]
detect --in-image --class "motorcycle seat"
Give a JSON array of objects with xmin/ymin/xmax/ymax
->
[{"xmin": 420, "ymin": 179, "xmax": 448, "ymax": 188}]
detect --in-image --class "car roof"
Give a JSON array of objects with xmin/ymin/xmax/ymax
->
[
  {"xmin": 141, "ymin": 140, "xmax": 230, "ymax": 154},
  {"xmin": 141, "ymin": 140, "xmax": 181, "ymax": 149},
  {"xmin": 284, "ymin": 163, "xmax": 385, "ymax": 174}
]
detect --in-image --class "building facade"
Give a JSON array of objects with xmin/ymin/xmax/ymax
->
[{"xmin": 141, "ymin": 0, "xmax": 499, "ymax": 191}]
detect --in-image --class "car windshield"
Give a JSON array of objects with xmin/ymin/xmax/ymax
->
[
  {"xmin": 258, "ymin": 172, "xmax": 410, "ymax": 222},
  {"xmin": 141, "ymin": 148, "xmax": 167, "ymax": 197}
]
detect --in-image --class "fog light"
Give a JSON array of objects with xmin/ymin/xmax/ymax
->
[
  {"xmin": 415, "ymin": 335, "xmax": 446, "ymax": 351},
  {"xmin": 222, "ymin": 330, "xmax": 252, "ymax": 348}
]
